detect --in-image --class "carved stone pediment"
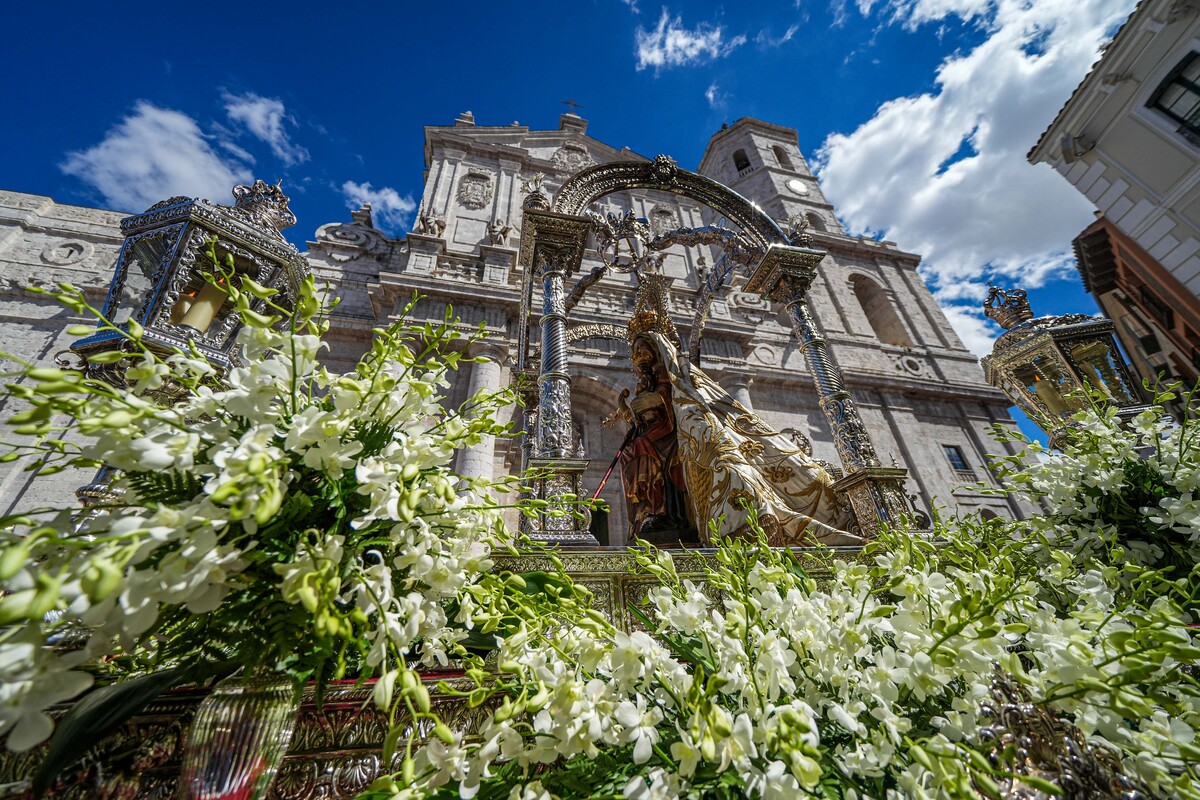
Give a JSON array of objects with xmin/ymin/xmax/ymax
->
[{"xmin": 312, "ymin": 208, "xmax": 389, "ymax": 263}]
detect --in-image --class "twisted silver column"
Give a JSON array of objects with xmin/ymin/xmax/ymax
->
[
  {"xmin": 773, "ymin": 266, "xmax": 880, "ymax": 474},
  {"xmin": 746, "ymin": 247, "xmax": 912, "ymax": 534},
  {"xmin": 534, "ymin": 249, "xmax": 576, "ymax": 459}
]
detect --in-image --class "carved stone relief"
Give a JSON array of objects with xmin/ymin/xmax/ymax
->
[
  {"xmin": 551, "ymin": 143, "xmax": 595, "ymax": 174},
  {"xmin": 751, "ymin": 344, "xmax": 779, "ymax": 366},
  {"xmin": 891, "ymin": 351, "xmax": 927, "ymax": 377},
  {"xmin": 648, "ymin": 204, "xmax": 678, "ymax": 237},
  {"xmin": 457, "ymin": 171, "xmax": 495, "ymax": 209},
  {"xmin": 730, "ymin": 290, "xmax": 770, "ymax": 324},
  {"xmin": 41, "ymin": 239, "xmax": 94, "ymax": 266}
]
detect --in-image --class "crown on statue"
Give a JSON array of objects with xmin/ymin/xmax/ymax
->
[
  {"xmin": 627, "ymin": 274, "xmax": 681, "ymax": 349},
  {"xmin": 232, "ymin": 179, "xmax": 297, "ymax": 234},
  {"xmin": 983, "ymin": 286, "xmax": 1034, "ymax": 330}
]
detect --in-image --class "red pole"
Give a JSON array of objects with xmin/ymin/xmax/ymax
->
[{"xmin": 591, "ymin": 428, "xmax": 635, "ymax": 500}]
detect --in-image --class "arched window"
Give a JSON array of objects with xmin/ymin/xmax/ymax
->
[
  {"xmin": 806, "ymin": 212, "xmax": 826, "ymax": 232},
  {"xmin": 772, "ymin": 145, "xmax": 794, "ymax": 170},
  {"xmin": 850, "ymin": 274, "xmax": 912, "ymax": 346},
  {"xmin": 732, "ymin": 149, "xmax": 751, "ymax": 172}
]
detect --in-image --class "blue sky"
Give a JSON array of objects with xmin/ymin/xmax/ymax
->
[{"xmin": 4, "ymin": 0, "xmax": 1137, "ymax": 440}]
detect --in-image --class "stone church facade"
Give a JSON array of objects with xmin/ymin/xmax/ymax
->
[{"xmin": 0, "ymin": 113, "xmax": 1025, "ymax": 541}]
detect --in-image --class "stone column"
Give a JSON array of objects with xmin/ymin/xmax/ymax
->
[
  {"xmin": 747, "ymin": 245, "xmax": 912, "ymax": 535},
  {"xmin": 458, "ymin": 340, "xmax": 507, "ymax": 481},
  {"xmin": 725, "ymin": 373, "xmax": 754, "ymax": 412}
]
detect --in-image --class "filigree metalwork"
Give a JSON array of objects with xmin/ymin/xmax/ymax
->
[
  {"xmin": 75, "ymin": 183, "xmax": 310, "ymax": 382},
  {"xmin": 522, "ymin": 457, "xmax": 597, "ymax": 544},
  {"xmin": 981, "ymin": 291, "xmax": 1150, "ymax": 447},
  {"xmin": 579, "ymin": 205, "xmax": 763, "ymax": 364},
  {"xmin": 977, "ymin": 668, "xmax": 1149, "ymax": 800},
  {"xmin": 567, "ymin": 323, "xmax": 628, "ymax": 344},
  {"xmin": 833, "ymin": 466, "xmax": 912, "ymax": 535},
  {"xmin": 517, "ymin": 157, "xmax": 902, "ymax": 539},
  {"xmin": 626, "ymin": 274, "xmax": 681, "ymax": 351},
  {"xmin": 537, "ymin": 378, "xmax": 574, "ymax": 458},
  {"xmin": 521, "ymin": 172, "xmax": 551, "ymax": 211},
  {"xmin": 231, "ymin": 180, "xmax": 297, "ymax": 235},
  {"xmin": 552, "ymin": 158, "xmax": 788, "ymax": 251},
  {"xmin": 785, "ymin": 213, "xmax": 813, "ymax": 247},
  {"xmin": 0, "ymin": 680, "xmax": 487, "ymax": 800}
]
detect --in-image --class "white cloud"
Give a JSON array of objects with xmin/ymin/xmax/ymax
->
[
  {"xmin": 880, "ymin": 0, "xmax": 992, "ymax": 29},
  {"xmin": 705, "ymin": 81, "xmax": 729, "ymax": 109},
  {"xmin": 635, "ymin": 9, "xmax": 745, "ymax": 71},
  {"xmin": 222, "ymin": 91, "xmax": 309, "ymax": 166},
  {"xmin": 622, "ymin": 0, "xmax": 640, "ymax": 12},
  {"xmin": 341, "ymin": 181, "xmax": 416, "ymax": 235},
  {"xmin": 60, "ymin": 101, "xmax": 252, "ymax": 212},
  {"xmin": 756, "ymin": 24, "xmax": 799, "ymax": 47},
  {"xmin": 814, "ymin": 0, "xmax": 1133, "ymax": 349},
  {"xmin": 940, "ymin": 304, "xmax": 1002, "ymax": 356}
]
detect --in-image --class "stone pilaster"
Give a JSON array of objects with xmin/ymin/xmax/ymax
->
[{"xmin": 457, "ymin": 341, "xmax": 507, "ymax": 481}]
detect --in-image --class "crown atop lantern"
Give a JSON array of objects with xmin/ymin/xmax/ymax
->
[{"xmin": 983, "ymin": 286, "xmax": 1034, "ymax": 330}]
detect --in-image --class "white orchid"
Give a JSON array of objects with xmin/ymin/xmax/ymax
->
[{"xmin": 0, "ymin": 276, "xmax": 518, "ymax": 764}]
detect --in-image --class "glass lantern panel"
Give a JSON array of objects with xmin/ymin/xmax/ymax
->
[
  {"xmin": 1067, "ymin": 338, "xmax": 1138, "ymax": 405},
  {"xmin": 111, "ymin": 234, "xmax": 173, "ymax": 324},
  {"xmin": 1012, "ymin": 355, "xmax": 1082, "ymax": 417}
]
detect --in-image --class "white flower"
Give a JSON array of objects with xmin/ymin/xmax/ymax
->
[
  {"xmin": 615, "ymin": 695, "xmax": 663, "ymax": 764},
  {"xmin": 509, "ymin": 781, "xmax": 556, "ymax": 800}
]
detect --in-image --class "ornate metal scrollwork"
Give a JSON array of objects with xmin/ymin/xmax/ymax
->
[
  {"xmin": 0, "ymin": 680, "xmax": 490, "ymax": 800},
  {"xmin": 230, "ymin": 179, "xmax": 297, "ymax": 235},
  {"xmin": 566, "ymin": 323, "xmax": 628, "ymax": 344},
  {"xmin": 978, "ymin": 668, "xmax": 1149, "ymax": 800},
  {"xmin": 552, "ymin": 157, "xmax": 789, "ymax": 251}
]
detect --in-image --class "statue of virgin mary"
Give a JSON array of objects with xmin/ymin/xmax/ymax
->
[{"xmin": 607, "ymin": 277, "xmax": 860, "ymax": 548}]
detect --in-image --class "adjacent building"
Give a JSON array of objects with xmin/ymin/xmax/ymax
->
[
  {"xmin": 0, "ymin": 113, "xmax": 1029, "ymax": 537},
  {"xmin": 1029, "ymin": 0, "xmax": 1200, "ymax": 388}
]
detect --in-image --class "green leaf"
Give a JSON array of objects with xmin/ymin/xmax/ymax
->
[
  {"xmin": 85, "ymin": 350, "xmax": 131, "ymax": 364},
  {"xmin": 33, "ymin": 668, "xmax": 187, "ymax": 797},
  {"xmin": 1015, "ymin": 775, "xmax": 1063, "ymax": 796},
  {"xmin": 125, "ymin": 470, "xmax": 205, "ymax": 506}
]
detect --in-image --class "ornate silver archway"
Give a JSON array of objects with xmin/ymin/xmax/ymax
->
[{"xmin": 515, "ymin": 156, "xmax": 911, "ymax": 544}]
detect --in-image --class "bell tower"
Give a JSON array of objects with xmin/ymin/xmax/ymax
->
[{"xmin": 697, "ymin": 118, "xmax": 844, "ymax": 235}]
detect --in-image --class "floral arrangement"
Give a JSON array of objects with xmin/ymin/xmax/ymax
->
[
  {"xmin": 365, "ymin": 393, "xmax": 1200, "ymax": 800},
  {"xmin": 0, "ymin": 258, "xmax": 524, "ymax": 775},
  {"xmin": 3, "ymin": 251, "xmax": 1200, "ymax": 800}
]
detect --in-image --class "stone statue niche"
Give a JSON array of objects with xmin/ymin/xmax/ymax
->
[{"xmin": 599, "ymin": 273, "xmax": 860, "ymax": 549}]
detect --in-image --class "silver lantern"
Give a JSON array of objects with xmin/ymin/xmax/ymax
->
[{"xmin": 981, "ymin": 287, "xmax": 1151, "ymax": 447}]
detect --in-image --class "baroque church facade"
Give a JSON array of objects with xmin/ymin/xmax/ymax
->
[{"xmin": 0, "ymin": 113, "xmax": 1025, "ymax": 541}]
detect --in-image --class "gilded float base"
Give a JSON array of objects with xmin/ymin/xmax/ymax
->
[{"xmin": 0, "ymin": 546, "xmax": 862, "ymax": 799}]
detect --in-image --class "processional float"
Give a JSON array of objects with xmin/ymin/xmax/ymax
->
[
  {"xmin": 0, "ymin": 162, "xmax": 1144, "ymax": 800},
  {"xmin": 512, "ymin": 154, "xmax": 913, "ymax": 547}
]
